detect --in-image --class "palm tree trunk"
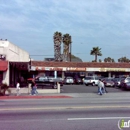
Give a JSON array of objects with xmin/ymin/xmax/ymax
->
[{"xmin": 95, "ymin": 55, "xmax": 97, "ymax": 62}]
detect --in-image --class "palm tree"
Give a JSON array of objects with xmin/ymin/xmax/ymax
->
[
  {"xmin": 118, "ymin": 57, "xmax": 130, "ymax": 63},
  {"xmin": 104, "ymin": 57, "xmax": 115, "ymax": 62},
  {"xmin": 53, "ymin": 31, "xmax": 62, "ymax": 61},
  {"xmin": 90, "ymin": 47, "xmax": 102, "ymax": 62},
  {"xmin": 111, "ymin": 59, "xmax": 115, "ymax": 62},
  {"xmin": 99, "ymin": 59, "xmax": 102, "ymax": 62},
  {"xmin": 63, "ymin": 34, "xmax": 72, "ymax": 61}
]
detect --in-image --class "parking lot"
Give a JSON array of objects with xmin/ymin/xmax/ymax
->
[{"xmin": 61, "ymin": 84, "xmax": 126, "ymax": 93}]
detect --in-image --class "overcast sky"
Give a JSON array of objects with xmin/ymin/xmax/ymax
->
[{"xmin": 1, "ymin": 0, "xmax": 130, "ymax": 62}]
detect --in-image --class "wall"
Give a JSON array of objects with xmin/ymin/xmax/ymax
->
[{"xmin": 0, "ymin": 40, "xmax": 29, "ymax": 85}]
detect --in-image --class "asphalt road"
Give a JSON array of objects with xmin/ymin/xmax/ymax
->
[
  {"xmin": 1, "ymin": 109, "xmax": 130, "ymax": 130},
  {"xmin": 61, "ymin": 84, "xmax": 124, "ymax": 93},
  {"xmin": 0, "ymin": 93, "xmax": 130, "ymax": 130}
]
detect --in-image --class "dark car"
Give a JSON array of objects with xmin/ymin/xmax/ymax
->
[
  {"xmin": 27, "ymin": 76, "xmax": 63, "ymax": 89},
  {"xmin": 56, "ymin": 77, "xmax": 64, "ymax": 87},
  {"xmin": 74, "ymin": 77, "xmax": 83, "ymax": 84},
  {"xmin": 123, "ymin": 82, "xmax": 130, "ymax": 90},
  {"xmin": 102, "ymin": 78, "xmax": 115, "ymax": 87},
  {"xmin": 120, "ymin": 77, "xmax": 130, "ymax": 89},
  {"xmin": 112, "ymin": 77, "xmax": 125, "ymax": 88}
]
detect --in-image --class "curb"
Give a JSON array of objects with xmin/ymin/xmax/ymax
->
[{"xmin": 0, "ymin": 95, "xmax": 73, "ymax": 100}]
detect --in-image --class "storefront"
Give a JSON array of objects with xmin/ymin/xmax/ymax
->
[
  {"xmin": 0, "ymin": 40, "xmax": 30, "ymax": 86},
  {"xmin": 9, "ymin": 62, "xmax": 29, "ymax": 87},
  {"xmin": 29, "ymin": 61, "xmax": 130, "ymax": 79},
  {"xmin": 0, "ymin": 61, "xmax": 8, "ymax": 83}
]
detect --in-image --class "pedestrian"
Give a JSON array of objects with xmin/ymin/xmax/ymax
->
[
  {"xmin": 101, "ymin": 80, "xmax": 106, "ymax": 94},
  {"xmin": 97, "ymin": 79, "xmax": 103, "ymax": 95},
  {"xmin": 30, "ymin": 79, "xmax": 35, "ymax": 95},
  {"xmin": 102, "ymin": 80, "xmax": 108, "ymax": 93},
  {"xmin": 31, "ymin": 83, "xmax": 38, "ymax": 95},
  {"xmin": 16, "ymin": 80, "xmax": 20, "ymax": 96}
]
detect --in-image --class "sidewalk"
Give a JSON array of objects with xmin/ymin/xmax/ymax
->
[
  {"xmin": 0, "ymin": 88, "xmax": 72, "ymax": 99},
  {"xmin": 0, "ymin": 91, "xmax": 130, "ymax": 100}
]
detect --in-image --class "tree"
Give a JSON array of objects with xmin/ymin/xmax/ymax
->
[
  {"xmin": 104, "ymin": 57, "xmax": 115, "ymax": 62},
  {"xmin": 90, "ymin": 47, "xmax": 102, "ymax": 62},
  {"xmin": 53, "ymin": 31, "xmax": 62, "ymax": 61},
  {"xmin": 63, "ymin": 34, "xmax": 72, "ymax": 61},
  {"xmin": 99, "ymin": 59, "xmax": 102, "ymax": 62},
  {"xmin": 118, "ymin": 57, "xmax": 130, "ymax": 63}
]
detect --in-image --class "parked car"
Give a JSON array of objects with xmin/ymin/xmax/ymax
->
[
  {"xmin": 120, "ymin": 77, "xmax": 130, "ymax": 89},
  {"xmin": 112, "ymin": 77, "xmax": 125, "ymax": 88},
  {"xmin": 122, "ymin": 82, "xmax": 130, "ymax": 90},
  {"xmin": 64, "ymin": 77, "xmax": 74, "ymax": 84},
  {"xmin": 27, "ymin": 76, "xmax": 63, "ymax": 89},
  {"xmin": 83, "ymin": 76, "xmax": 100, "ymax": 86},
  {"xmin": 57, "ymin": 77, "xmax": 64, "ymax": 86},
  {"xmin": 102, "ymin": 78, "xmax": 115, "ymax": 87},
  {"xmin": 74, "ymin": 77, "xmax": 83, "ymax": 84},
  {"xmin": 49, "ymin": 76, "xmax": 64, "ymax": 86}
]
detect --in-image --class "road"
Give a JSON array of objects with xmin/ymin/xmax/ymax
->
[
  {"xmin": 61, "ymin": 84, "xmax": 124, "ymax": 93},
  {"xmin": 0, "ymin": 92, "xmax": 130, "ymax": 130}
]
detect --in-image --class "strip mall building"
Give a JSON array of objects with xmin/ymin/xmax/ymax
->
[
  {"xmin": 1, "ymin": 40, "xmax": 130, "ymax": 86},
  {"xmin": 30, "ymin": 61, "xmax": 130, "ymax": 79}
]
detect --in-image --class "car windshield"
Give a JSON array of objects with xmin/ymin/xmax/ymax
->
[
  {"xmin": 104, "ymin": 78, "xmax": 113, "ymax": 81},
  {"xmin": 66, "ymin": 77, "xmax": 73, "ymax": 79},
  {"xmin": 85, "ymin": 77, "xmax": 93, "ymax": 80}
]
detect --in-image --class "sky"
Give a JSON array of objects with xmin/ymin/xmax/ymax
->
[{"xmin": 1, "ymin": 0, "xmax": 130, "ymax": 62}]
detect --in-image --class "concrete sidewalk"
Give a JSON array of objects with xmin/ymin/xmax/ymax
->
[
  {"xmin": 0, "ymin": 87, "xmax": 70, "ymax": 99},
  {"xmin": 0, "ymin": 90, "xmax": 129, "ymax": 100}
]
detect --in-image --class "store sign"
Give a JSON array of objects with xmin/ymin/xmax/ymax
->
[
  {"xmin": 35, "ymin": 67, "xmax": 63, "ymax": 71},
  {"xmin": 0, "ymin": 54, "xmax": 6, "ymax": 60},
  {"xmin": 67, "ymin": 67, "xmax": 86, "ymax": 71},
  {"xmin": 100, "ymin": 68, "xmax": 126, "ymax": 72},
  {"xmin": 34, "ymin": 66, "xmax": 86, "ymax": 71}
]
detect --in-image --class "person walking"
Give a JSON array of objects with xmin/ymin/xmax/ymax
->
[
  {"xmin": 16, "ymin": 80, "xmax": 20, "ymax": 96},
  {"xmin": 31, "ymin": 83, "xmax": 38, "ymax": 95},
  {"xmin": 97, "ymin": 79, "xmax": 103, "ymax": 95},
  {"xmin": 29, "ymin": 79, "xmax": 35, "ymax": 95},
  {"xmin": 101, "ymin": 80, "xmax": 108, "ymax": 93},
  {"xmin": 101, "ymin": 80, "xmax": 106, "ymax": 94}
]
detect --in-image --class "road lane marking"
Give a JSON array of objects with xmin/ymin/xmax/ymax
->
[
  {"xmin": 0, "ymin": 105, "xmax": 130, "ymax": 111},
  {"xmin": 68, "ymin": 117, "xmax": 130, "ymax": 120}
]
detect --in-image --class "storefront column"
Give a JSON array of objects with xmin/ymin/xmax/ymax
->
[
  {"xmin": 108, "ymin": 72, "xmax": 111, "ymax": 78},
  {"xmin": 54, "ymin": 71, "xmax": 57, "ymax": 78},
  {"xmin": 85, "ymin": 72, "xmax": 88, "ymax": 76},
  {"xmin": 62, "ymin": 71, "xmax": 65, "ymax": 79}
]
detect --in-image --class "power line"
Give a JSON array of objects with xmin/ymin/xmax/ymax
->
[{"xmin": 30, "ymin": 55, "xmax": 54, "ymax": 56}]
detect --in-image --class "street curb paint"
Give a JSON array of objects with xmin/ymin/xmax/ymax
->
[{"xmin": 0, "ymin": 95, "xmax": 73, "ymax": 99}]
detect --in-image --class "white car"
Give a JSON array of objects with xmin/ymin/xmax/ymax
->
[
  {"xmin": 83, "ymin": 76, "xmax": 100, "ymax": 86},
  {"xmin": 64, "ymin": 77, "xmax": 74, "ymax": 84}
]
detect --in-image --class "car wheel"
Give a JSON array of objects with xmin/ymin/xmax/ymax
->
[{"xmin": 92, "ymin": 82, "xmax": 95, "ymax": 86}]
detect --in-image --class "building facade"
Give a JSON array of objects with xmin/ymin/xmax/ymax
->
[
  {"xmin": 0, "ymin": 40, "xmax": 29, "ymax": 86},
  {"xmin": 30, "ymin": 61, "xmax": 130, "ymax": 79}
]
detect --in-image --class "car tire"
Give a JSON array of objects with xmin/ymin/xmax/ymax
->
[{"xmin": 92, "ymin": 82, "xmax": 95, "ymax": 86}]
